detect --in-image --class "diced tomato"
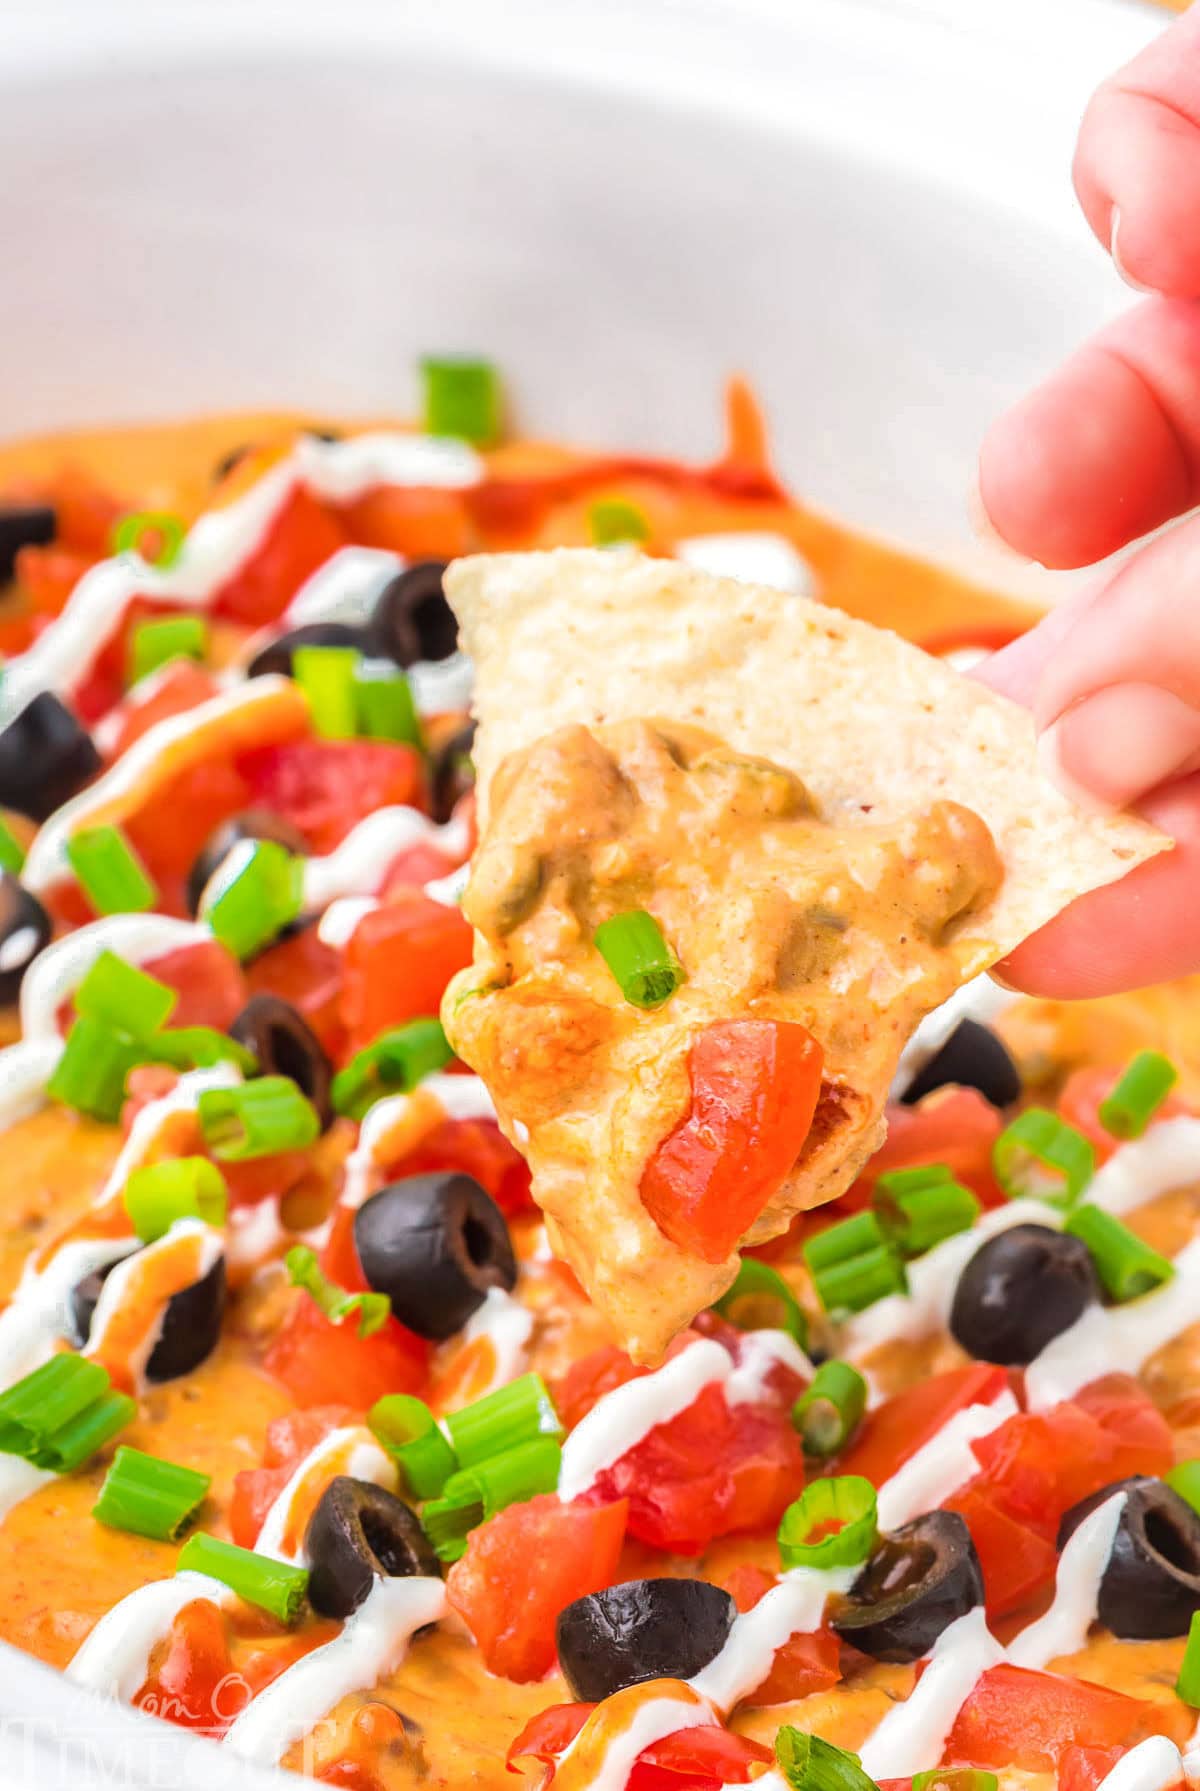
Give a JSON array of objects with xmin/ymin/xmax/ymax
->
[
  {"xmin": 14, "ymin": 543, "xmax": 95, "ymax": 617},
  {"xmin": 640, "ymin": 1020, "xmax": 824, "ymax": 1262},
  {"xmin": 554, "ymin": 1345, "xmax": 645, "ymax": 1432},
  {"xmin": 837, "ymin": 1365, "xmax": 1008, "ymax": 1488},
  {"xmin": 944, "ymin": 1664, "xmax": 1190, "ymax": 1770},
  {"xmin": 0, "ymin": 609, "xmax": 43, "ymax": 656},
  {"xmin": 123, "ymin": 1065, "xmax": 181, "ymax": 1129},
  {"xmin": 123, "ymin": 754, "xmax": 254, "ymax": 912},
  {"xmin": 1058, "ymin": 1067, "xmax": 1189, "ymax": 1166},
  {"xmin": 717, "ymin": 1561, "xmax": 841, "ymax": 1703},
  {"xmin": 52, "ymin": 464, "xmax": 124, "ymax": 555},
  {"xmin": 841, "ymin": 1089, "xmax": 1004, "ymax": 1214},
  {"xmin": 263, "ymin": 1292, "xmax": 429, "ymax": 1410},
  {"xmin": 245, "ymin": 926, "xmax": 346, "ymax": 1059},
  {"xmin": 386, "ymin": 1116, "xmax": 534, "ymax": 1218},
  {"xmin": 1075, "ymin": 1374, "xmax": 1174, "ymax": 1480},
  {"xmin": 237, "ymin": 738, "xmax": 424, "ymax": 855},
  {"xmin": 340, "ymin": 894, "xmax": 473, "ymax": 1053},
  {"xmin": 338, "ymin": 486, "xmax": 472, "ymax": 561},
  {"xmin": 380, "ymin": 839, "xmax": 459, "ymax": 895},
  {"xmin": 446, "ymin": 1494, "xmax": 627, "ymax": 1681},
  {"xmin": 134, "ymin": 1598, "xmax": 241, "ymax": 1731},
  {"xmin": 219, "ymin": 1151, "xmax": 312, "ymax": 1209},
  {"xmin": 110, "ymin": 661, "xmax": 224, "ymax": 756},
  {"xmin": 590, "ymin": 1379, "xmax": 804, "ymax": 1555},
  {"xmin": 215, "ymin": 485, "xmax": 348, "ymax": 627},
  {"xmin": 507, "ymin": 1701, "xmax": 594, "ymax": 1767},
  {"xmin": 1058, "ymin": 1745, "xmax": 1129, "ymax": 1791},
  {"xmin": 941, "ymin": 1485, "xmax": 1058, "ymax": 1619},
  {"xmin": 229, "ymin": 1407, "xmax": 345, "ymax": 1548},
  {"xmin": 918, "ymin": 620, "xmax": 1026, "ymax": 659},
  {"xmin": 507, "ymin": 1703, "xmax": 769, "ymax": 1785},
  {"xmin": 142, "ymin": 939, "xmax": 248, "ymax": 1031}
]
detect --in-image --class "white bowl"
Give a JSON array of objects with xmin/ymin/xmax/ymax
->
[{"xmin": 0, "ymin": 1, "xmax": 1163, "ymax": 1783}]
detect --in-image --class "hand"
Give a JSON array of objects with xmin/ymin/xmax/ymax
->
[{"xmin": 974, "ymin": 7, "xmax": 1200, "ymax": 999}]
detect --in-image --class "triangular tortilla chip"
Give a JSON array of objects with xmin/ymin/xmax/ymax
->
[{"xmin": 443, "ymin": 549, "xmax": 1165, "ymax": 1360}]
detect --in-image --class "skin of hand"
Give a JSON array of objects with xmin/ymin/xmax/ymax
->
[{"xmin": 975, "ymin": 6, "xmax": 1200, "ymax": 998}]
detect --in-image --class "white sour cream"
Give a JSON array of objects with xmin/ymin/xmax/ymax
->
[
  {"xmin": 1088, "ymin": 1117, "xmax": 1200, "ymax": 1218},
  {"xmin": 1007, "ymin": 1490, "xmax": 1126, "ymax": 1670},
  {"xmin": 675, "ymin": 532, "xmax": 814, "ymax": 596},
  {"xmin": 1102, "ymin": 1738, "xmax": 1186, "ymax": 1791},
  {"xmin": 458, "ymin": 1287, "xmax": 534, "ymax": 1393},
  {"xmin": 254, "ymin": 1426, "xmax": 395, "ymax": 1566},
  {"xmin": 18, "ymin": 913, "xmax": 209, "ymax": 1042},
  {"xmin": 82, "ymin": 1218, "xmax": 224, "ymax": 1392},
  {"xmin": 875, "ymin": 1392, "xmax": 1018, "ymax": 1534},
  {"xmin": 689, "ymin": 1566, "xmax": 854, "ymax": 1712},
  {"xmin": 857, "ymin": 1606, "xmax": 1004, "ymax": 1778},
  {"xmin": 556, "ymin": 1696, "xmax": 718, "ymax": 1791},
  {"xmin": 301, "ymin": 805, "xmax": 470, "ymax": 911},
  {"xmin": 557, "ymin": 1338, "xmax": 732, "ymax": 1502},
  {"xmin": 891, "ymin": 974, "xmax": 1018, "ymax": 1099},
  {"xmin": 66, "ymin": 1572, "xmax": 233, "ymax": 1704}
]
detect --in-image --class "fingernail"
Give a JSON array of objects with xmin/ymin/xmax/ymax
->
[
  {"xmin": 1110, "ymin": 206, "xmax": 1154, "ymax": 296},
  {"xmin": 1039, "ymin": 683, "xmax": 1200, "ymax": 812}
]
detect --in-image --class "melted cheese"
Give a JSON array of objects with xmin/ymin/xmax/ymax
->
[{"xmin": 82, "ymin": 1218, "xmax": 224, "ymax": 1392}]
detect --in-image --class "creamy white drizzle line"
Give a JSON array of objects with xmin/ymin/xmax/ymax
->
[
  {"xmin": 301, "ymin": 806, "xmax": 470, "ymax": 910},
  {"xmin": 689, "ymin": 1566, "xmax": 854, "ymax": 1711},
  {"xmin": 858, "ymin": 1606, "xmax": 1005, "ymax": 1778},
  {"xmin": 341, "ymin": 1074, "xmax": 496, "ymax": 1212},
  {"xmin": 1088, "ymin": 1116, "xmax": 1200, "ymax": 1218},
  {"xmin": 891, "ymin": 973, "xmax": 1018, "ymax": 1099},
  {"xmin": 675, "ymin": 531, "xmax": 814, "ymax": 597},
  {"xmin": 458, "ymin": 1287, "xmax": 533, "ymax": 1394},
  {"xmin": 1006, "ymin": 1490, "xmax": 1126, "ymax": 1669},
  {"xmin": 66, "ymin": 1572, "xmax": 234, "ymax": 1704},
  {"xmin": 255, "ymin": 1426, "xmax": 395, "ymax": 1566},
  {"xmin": 222, "ymin": 1574, "xmax": 447, "ymax": 1766},
  {"xmin": 317, "ymin": 897, "xmax": 380, "ymax": 949},
  {"xmin": 558, "ymin": 1339, "xmax": 730, "ymax": 1502},
  {"xmin": 725, "ymin": 1329, "xmax": 813, "ymax": 1405},
  {"xmin": 1103, "ymin": 1737, "xmax": 1188, "ymax": 1791},
  {"xmin": 556, "ymin": 1696, "xmax": 717, "ymax": 1791},
  {"xmin": 19, "ymin": 914, "xmax": 209, "ymax": 1042},
  {"xmin": 283, "ymin": 545, "xmax": 405, "ymax": 630},
  {"xmin": 874, "ymin": 1391, "xmax": 1018, "ymax": 1533},
  {"xmin": 2, "ymin": 432, "xmax": 482, "ymax": 725},
  {"xmin": 83, "ymin": 1217, "xmax": 224, "ymax": 1393},
  {"xmin": 23, "ymin": 677, "xmax": 296, "ymax": 892},
  {"xmin": 0, "ymin": 1036, "xmax": 69, "ymax": 1130}
]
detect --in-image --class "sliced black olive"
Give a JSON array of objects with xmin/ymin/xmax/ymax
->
[
  {"xmin": 246, "ymin": 621, "xmax": 365, "ymax": 682},
  {"xmin": 364, "ymin": 561, "xmax": 456, "ymax": 667},
  {"xmin": 185, "ymin": 807, "xmax": 310, "ymax": 917},
  {"xmin": 949, "ymin": 1223, "xmax": 1099, "ymax": 1366},
  {"xmin": 0, "ymin": 873, "xmax": 51, "ymax": 1003},
  {"xmin": 833, "ymin": 1511, "xmax": 983, "ymax": 1662},
  {"xmin": 0, "ymin": 693, "xmax": 101, "ymax": 822},
  {"xmin": 901, "ymin": 1019, "xmax": 1021, "ymax": 1109},
  {"xmin": 230, "ymin": 993, "xmax": 332, "ymax": 1129},
  {"xmin": 1058, "ymin": 1476, "xmax": 1200, "ymax": 1639},
  {"xmin": 0, "ymin": 504, "xmax": 56, "ymax": 584},
  {"xmin": 556, "ymin": 1578, "xmax": 736, "ymax": 1701},
  {"xmin": 430, "ymin": 720, "xmax": 476, "ymax": 826},
  {"xmin": 71, "ymin": 1255, "xmax": 226, "ymax": 1380},
  {"xmin": 305, "ymin": 1476, "xmax": 440, "ymax": 1618},
  {"xmin": 353, "ymin": 1172, "xmax": 517, "ymax": 1341}
]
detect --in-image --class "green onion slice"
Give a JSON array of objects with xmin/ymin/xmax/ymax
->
[
  {"xmin": 804, "ymin": 1211, "xmax": 887, "ymax": 1272},
  {"xmin": 1063, "ymin": 1202, "xmax": 1175, "ymax": 1302},
  {"xmin": 1167, "ymin": 1460, "xmax": 1200, "ymax": 1519},
  {"xmin": 123, "ymin": 1157, "xmax": 228, "ymax": 1243},
  {"xmin": 286, "ymin": 1244, "xmax": 389, "ymax": 1338},
  {"xmin": 992, "ymin": 1107, "xmax": 1094, "ymax": 1206},
  {"xmin": 422, "ymin": 1437, "xmax": 562, "ymax": 1563},
  {"xmin": 0, "ymin": 820, "xmax": 27, "ymax": 876},
  {"xmin": 293, "ymin": 645, "xmax": 359, "ymax": 740},
  {"xmin": 588, "ymin": 499, "xmax": 650, "ymax": 546},
  {"xmin": 65, "ymin": 825, "xmax": 158, "ymax": 916},
  {"xmin": 47, "ymin": 1018, "xmax": 144, "ymax": 1123},
  {"xmin": 419, "ymin": 356, "xmax": 502, "ymax": 445},
  {"xmin": 593, "ymin": 910, "xmax": 683, "ymax": 1009},
  {"xmin": 48, "ymin": 1391, "xmax": 137, "ymax": 1473},
  {"xmin": 175, "ymin": 1532, "xmax": 309, "ymax": 1624},
  {"xmin": 792, "ymin": 1360, "xmax": 868, "ymax": 1458},
  {"xmin": 129, "ymin": 615, "xmax": 209, "ymax": 685},
  {"xmin": 714, "ymin": 1258, "xmax": 809, "ymax": 1351},
  {"xmin": 911, "ymin": 1772, "xmax": 999, "ymax": 1791},
  {"xmin": 200, "ymin": 839, "xmax": 305, "ymax": 961},
  {"xmin": 442, "ymin": 1372, "xmax": 562, "ymax": 1469},
  {"xmin": 330, "ymin": 1018, "xmax": 454, "ymax": 1121},
  {"xmin": 93, "ymin": 1444, "xmax": 211, "ymax": 1540},
  {"xmin": 1098, "ymin": 1051, "xmax": 1179, "ymax": 1142},
  {"xmin": 777, "ymin": 1474, "xmax": 877, "ymax": 1571},
  {"xmin": 74, "ymin": 950, "xmax": 177, "ymax": 1039},
  {"xmin": 0, "ymin": 1356, "xmax": 135, "ymax": 1472},
  {"xmin": 1178, "ymin": 1609, "xmax": 1200, "ymax": 1707},
  {"xmin": 775, "ymin": 1726, "xmax": 878, "ymax": 1791},
  {"xmin": 874, "ymin": 1164, "xmax": 980, "ymax": 1258},
  {"xmin": 804, "ymin": 1215, "xmax": 907, "ymax": 1315},
  {"xmin": 198, "ymin": 1076, "xmax": 320, "ymax": 1161},
  {"xmin": 144, "ymin": 1026, "xmax": 259, "ymax": 1073},
  {"xmin": 353, "ymin": 661, "xmax": 422, "ymax": 747},
  {"xmin": 111, "ymin": 511, "xmax": 186, "ymax": 570},
  {"xmin": 368, "ymin": 1394, "xmax": 458, "ymax": 1501}
]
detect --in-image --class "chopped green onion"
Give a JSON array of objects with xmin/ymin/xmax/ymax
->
[
  {"xmin": 368, "ymin": 1394, "xmax": 458, "ymax": 1500},
  {"xmin": 353, "ymin": 661, "xmax": 422, "ymax": 747},
  {"xmin": 93, "ymin": 1444, "xmax": 211, "ymax": 1540},
  {"xmin": 422, "ymin": 1437, "xmax": 562, "ymax": 1563},
  {"xmin": 911, "ymin": 1773, "xmax": 998, "ymax": 1791},
  {"xmin": 804, "ymin": 1215, "xmax": 906, "ymax": 1314},
  {"xmin": 419, "ymin": 356, "xmax": 503, "ymax": 445},
  {"xmin": 588, "ymin": 499, "xmax": 650, "ymax": 546},
  {"xmin": 293, "ymin": 645, "xmax": 359, "ymax": 740},
  {"xmin": 777, "ymin": 1474, "xmax": 878, "ymax": 1571},
  {"xmin": 714, "ymin": 1258, "xmax": 808, "ymax": 1350},
  {"xmin": 129, "ymin": 615, "xmax": 209, "ymax": 685},
  {"xmin": 198, "ymin": 1076, "xmax": 320, "ymax": 1160},
  {"xmin": 144, "ymin": 1026, "xmax": 259, "ymax": 1073},
  {"xmin": 285, "ymin": 1244, "xmax": 389, "ymax": 1338},
  {"xmin": 804, "ymin": 1211, "xmax": 887, "ymax": 1271},
  {"xmin": 792, "ymin": 1360, "xmax": 868, "ymax": 1458},
  {"xmin": 123, "ymin": 1157, "xmax": 228, "ymax": 1243},
  {"xmin": 111, "ymin": 511, "xmax": 186, "ymax": 570},
  {"xmin": 330, "ymin": 1018, "xmax": 455, "ymax": 1121},
  {"xmin": 593, "ymin": 910, "xmax": 683, "ymax": 1009},
  {"xmin": 1167, "ymin": 1460, "xmax": 1200, "ymax": 1518},
  {"xmin": 47, "ymin": 1390, "xmax": 137, "ymax": 1473},
  {"xmin": 0, "ymin": 1356, "xmax": 135, "ymax": 1472},
  {"xmin": 775, "ymin": 1727, "xmax": 878, "ymax": 1791},
  {"xmin": 0, "ymin": 820, "xmax": 26, "ymax": 875},
  {"xmin": 47, "ymin": 1017, "xmax": 143, "ymax": 1123},
  {"xmin": 992, "ymin": 1107, "xmax": 1094, "ymax": 1207},
  {"xmin": 874, "ymin": 1164, "xmax": 980, "ymax": 1258},
  {"xmin": 443, "ymin": 1372, "xmax": 562, "ymax": 1469},
  {"xmin": 74, "ymin": 950, "xmax": 177, "ymax": 1038},
  {"xmin": 200, "ymin": 838, "xmax": 305, "ymax": 960},
  {"xmin": 1099, "ymin": 1051, "xmax": 1179, "ymax": 1142},
  {"xmin": 65, "ymin": 825, "xmax": 157, "ymax": 915},
  {"xmin": 175, "ymin": 1532, "xmax": 309, "ymax": 1624},
  {"xmin": 1063, "ymin": 1202, "xmax": 1175, "ymax": 1302},
  {"xmin": 419, "ymin": 1490, "xmax": 479, "ymax": 1564},
  {"xmin": 1178, "ymin": 1610, "xmax": 1200, "ymax": 1707}
]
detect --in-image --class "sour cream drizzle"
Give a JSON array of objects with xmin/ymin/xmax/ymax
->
[
  {"xmin": 874, "ymin": 1390, "xmax": 1018, "ymax": 1533},
  {"xmin": 82, "ymin": 1217, "xmax": 224, "ymax": 1393},
  {"xmin": 458, "ymin": 1287, "xmax": 534, "ymax": 1394},
  {"xmin": 255, "ymin": 1426, "xmax": 395, "ymax": 1566},
  {"xmin": 300, "ymin": 806, "xmax": 470, "ymax": 910},
  {"xmin": 689, "ymin": 1565, "xmax": 854, "ymax": 1712},
  {"xmin": 555, "ymin": 1694, "xmax": 718, "ymax": 1791},
  {"xmin": 675, "ymin": 531, "xmax": 814, "ymax": 597},
  {"xmin": 66, "ymin": 1572, "xmax": 234, "ymax": 1704}
]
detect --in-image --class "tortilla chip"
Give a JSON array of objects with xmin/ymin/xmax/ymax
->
[{"xmin": 444, "ymin": 549, "xmax": 1165, "ymax": 1357}]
